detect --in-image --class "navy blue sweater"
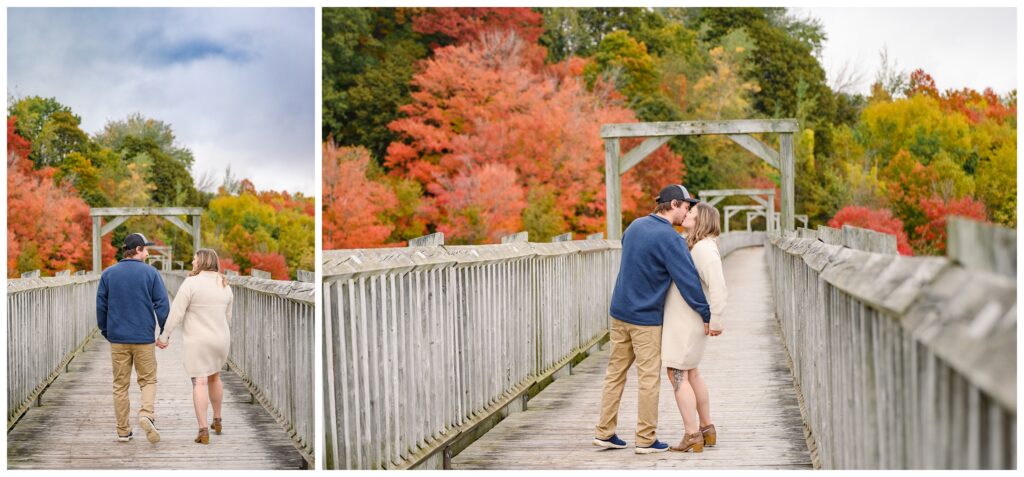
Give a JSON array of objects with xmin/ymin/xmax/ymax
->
[
  {"xmin": 609, "ymin": 214, "xmax": 711, "ymax": 326},
  {"xmin": 96, "ymin": 259, "xmax": 170, "ymax": 344}
]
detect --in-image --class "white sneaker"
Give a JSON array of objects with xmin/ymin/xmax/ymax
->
[{"xmin": 117, "ymin": 431, "xmax": 133, "ymax": 442}]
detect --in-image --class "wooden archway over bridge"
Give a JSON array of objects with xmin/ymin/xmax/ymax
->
[
  {"xmin": 90, "ymin": 207, "xmax": 202, "ymax": 273},
  {"xmin": 700, "ymin": 188, "xmax": 777, "ymax": 234},
  {"xmin": 602, "ymin": 119, "xmax": 797, "ymax": 239}
]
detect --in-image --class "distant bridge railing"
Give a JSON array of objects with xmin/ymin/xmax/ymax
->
[
  {"xmin": 766, "ymin": 221, "xmax": 1016, "ymax": 469},
  {"xmin": 7, "ymin": 275, "xmax": 99, "ymax": 428},
  {"xmin": 162, "ymin": 271, "xmax": 315, "ymax": 467}
]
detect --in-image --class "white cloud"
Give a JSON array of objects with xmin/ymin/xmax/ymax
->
[{"xmin": 7, "ymin": 7, "xmax": 314, "ymax": 194}]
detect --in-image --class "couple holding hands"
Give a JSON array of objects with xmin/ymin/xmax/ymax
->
[{"xmin": 96, "ymin": 233, "xmax": 234, "ymax": 445}]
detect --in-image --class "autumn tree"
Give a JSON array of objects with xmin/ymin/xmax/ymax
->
[
  {"xmin": 322, "ymin": 144, "xmax": 398, "ymax": 248},
  {"xmin": 413, "ymin": 7, "xmax": 544, "ymax": 46},
  {"xmin": 7, "ymin": 132, "xmax": 113, "ymax": 275},
  {"xmin": 913, "ymin": 196, "xmax": 987, "ymax": 255},
  {"xmin": 828, "ymin": 206, "xmax": 913, "ymax": 255},
  {"xmin": 386, "ymin": 31, "xmax": 685, "ymax": 243}
]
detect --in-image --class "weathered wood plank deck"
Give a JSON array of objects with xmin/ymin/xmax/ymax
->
[
  {"xmin": 452, "ymin": 246, "xmax": 812, "ymax": 469},
  {"xmin": 7, "ymin": 328, "xmax": 306, "ymax": 470}
]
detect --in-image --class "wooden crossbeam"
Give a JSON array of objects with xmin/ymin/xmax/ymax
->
[
  {"xmin": 601, "ymin": 119, "xmax": 799, "ymax": 138},
  {"xmin": 90, "ymin": 207, "xmax": 203, "ymax": 217}
]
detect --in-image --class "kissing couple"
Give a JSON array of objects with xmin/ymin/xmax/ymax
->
[{"xmin": 593, "ymin": 184, "xmax": 728, "ymax": 454}]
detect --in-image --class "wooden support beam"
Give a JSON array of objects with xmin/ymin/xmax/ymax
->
[
  {"xmin": 99, "ymin": 216, "xmax": 130, "ymax": 236},
  {"xmin": 164, "ymin": 216, "xmax": 195, "ymax": 236},
  {"xmin": 619, "ymin": 136, "xmax": 672, "ymax": 173},
  {"xmin": 779, "ymin": 133, "xmax": 795, "ymax": 232},
  {"xmin": 727, "ymin": 134, "xmax": 779, "ymax": 169},
  {"xmin": 90, "ymin": 207, "xmax": 204, "ymax": 217},
  {"xmin": 601, "ymin": 119, "xmax": 799, "ymax": 138},
  {"xmin": 93, "ymin": 216, "xmax": 102, "ymax": 273},
  {"xmin": 604, "ymin": 139, "xmax": 622, "ymax": 240}
]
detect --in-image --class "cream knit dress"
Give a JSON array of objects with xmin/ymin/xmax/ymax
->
[
  {"xmin": 661, "ymin": 237, "xmax": 728, "ymax": 370},
  {"xmin": 158, "ymin": 271, "xmax": 234, "ymax": 378}
]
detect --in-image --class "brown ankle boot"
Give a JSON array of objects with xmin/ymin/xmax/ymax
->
[
  {"xmin": 701, "ymin": 424, "xmax": 716, "ymax": 446},
  {"xmin": 212, "ymin": 418, "xmax": 222, "ymax": 435},
  {"xmin": 669, "ymin": 431, "xmax": 704, "ymax": 453},
  {"xmin": 195, "ymin": 428, "xmax": 209, "ymax": 444}
]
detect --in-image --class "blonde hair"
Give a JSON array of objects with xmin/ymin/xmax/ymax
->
[
  {"xmin": 190, "ymin": 248, "xmax": 227, "ymax": 287},
  {"xmin": 686, "ymin": 203, "xmax": 721, "ymax": 250}
]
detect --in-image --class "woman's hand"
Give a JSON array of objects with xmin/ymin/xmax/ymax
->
[
  {"xmin": 156, "ymin": 337, "xmax": 169, "ymax": 349},
  {"xmin": 705, "ymin": 323, "xmax": 723, "ymax": 337}
]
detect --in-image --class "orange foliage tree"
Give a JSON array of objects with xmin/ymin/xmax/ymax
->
[
  {"xmin": 412, "ymin": 7, "xmax": 544, "ymax": 46},
  {"xmin": 7, "ymin": 119, "xmax": 115, "ymax": 275},
  {"xmin": 914, "ymin": 196, "xmax": 988, "ymax": 255},
  {"xmin": 322, "ymin": 143, "xmax": 399, "ymax": 248},
  {"xmin": 247, "ymin": 251, "xmax": 290, "ymax": 280},
  {"xmin": 828, "ymin": 205, "xmax": 913, "ymax": 256},
  {"xmin": 386, "ymin": 31, "xmax": 684, "ymax": 243}
]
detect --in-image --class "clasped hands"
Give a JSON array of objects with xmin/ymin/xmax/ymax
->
[
  {"xmin": 156, "ymin": 337, "xmax": 169, "ymax": 349},
  {"xmin": 703, "ymin": 323, "xmax": 723, "ymax": 337}
]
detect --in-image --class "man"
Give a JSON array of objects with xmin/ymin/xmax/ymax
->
[
  {"xmin": 97, "ymin": 233, "xmax": 169, "ymax": 444},
  {"xmin": 593, "ymin": 184, "xmax": 712, "ymax": 453}
]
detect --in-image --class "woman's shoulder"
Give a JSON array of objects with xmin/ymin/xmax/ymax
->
[{"xmin": 693, "ymin": 237, "xmax": 720, "ymax": 252}]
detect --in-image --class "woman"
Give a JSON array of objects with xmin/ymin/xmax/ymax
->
[
  {"xmin": 661, "ymin": 202, "xmax": 727, "ymax": 453},
  {"xmin": 157, "ymin": 249, "xmax": 234, "ymax": 444}
]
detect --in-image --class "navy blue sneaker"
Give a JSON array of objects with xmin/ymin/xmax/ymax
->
[
  {"xmin": 635, "ymin": 439, "xmax": 669, "ymax": 454},
  {"xmin": 592, "ymin": 434, "xmax": 627, "ymax": 449}
]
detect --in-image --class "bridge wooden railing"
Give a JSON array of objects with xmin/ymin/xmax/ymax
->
[
  {"xmin": 323, "ymin": 231, "xmax": 766, "ymax": 469},
  {"xmin": 161, "ymin": 271, "xmax": 315, "ymax": 467},
  {"xmin": 6, "ymin": 275, "xmax": 100, "ymax": 428},
  {"xmin": 323, "ymin": 239, "xmax": 621, "ymax": 469},
  {"xmin": 766, "ymin": 220, "xmax": 1016, "ymax": 469}
]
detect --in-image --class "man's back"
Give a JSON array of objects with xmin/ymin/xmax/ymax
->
[
  {"xmin": 609, "ymin": 214, "xmax": 710, "ymax": 326},
  {"xmin": 97, "ymin": 259, "xmax": 170, "ymax": 344}
]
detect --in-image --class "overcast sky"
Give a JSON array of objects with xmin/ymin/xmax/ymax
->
[
  {"xmin": 799, "ymin": 7, "xmax": 1016, "ymax": 96},
  {"xmin": 7, "ymin": 7, "xmax": 314, "ymax": 194}
]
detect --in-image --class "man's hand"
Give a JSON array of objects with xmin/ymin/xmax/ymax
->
[
  {"xmin": 156, "ymin": 338, "xmax": 168, "ymax": 349},
  {"xmin": 704, "ymin": 323, "xmax": 710, "ymax": 335}
]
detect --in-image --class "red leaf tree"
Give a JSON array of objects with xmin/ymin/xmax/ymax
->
[
  {"xmin": 322, "ymin": 143, "xmax": 398, "ymax": 249},
  {"xmin": 386, "ymin": 31, "xmax": 684, "ymax": 243},
  {"xmin": 412, "ymin": 7, "xmax": 544, "ymax": 46},
  {"xmin": 828, "ymin": 206, "xmax": 914, "ymax": 256},
  {"xmin": 914, "ymin": 196, "xmax": 988, "ymax": 255},
  {"xmin": 247, "ymin": 251, "xmax": 290, "ymax": 280},
  {"xmin": 7, "ymin": 121, "xmax": 115, "ymax": 275}
]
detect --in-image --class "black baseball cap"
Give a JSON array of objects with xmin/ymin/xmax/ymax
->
[
  {"xmin": 123, "ymin": 233, "xmax": 156, "ymax": 250},
  {"xmin": 656, "ymin": 184, "xmax": 700, "ymax": 205}
]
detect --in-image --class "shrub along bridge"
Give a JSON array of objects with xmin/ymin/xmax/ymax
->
[
  {"xmin": 7, "ymin": 269, "xmax": 315, "ymax": 469},
  {"xmin": 323, "ymin": 217, "xmax": 1016, "ymax": 470}
]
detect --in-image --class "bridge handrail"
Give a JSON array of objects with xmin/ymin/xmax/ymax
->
[
  {"xmin": 766, "ymin": 228, "xmax": 1015, "ymax": 469},
  {"xmin": 323, "ymin": 239, "xmax": 622, "ymax": 469},
  {"xmin": 161, "ymin": 271, "xmax": 315, "ymax": 467},
  {"xmin": 324, "ymin": 232, "xmax": 765, "ymax": 469},
  {"xmin": 7, "ymin": 275, "xmax": 100, "ymax": 428}
]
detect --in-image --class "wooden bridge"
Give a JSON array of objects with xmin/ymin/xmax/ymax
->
[
  {"xmin": 323, "ymin": 220, "xmax": 1016, "ymax": 470},
  {"xmin": 7, "ymin": 271, "xmax": 315, "ymax": 470}
]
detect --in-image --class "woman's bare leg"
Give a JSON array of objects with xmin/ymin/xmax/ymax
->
[
  {"xmin": 191, "ymin": 376, "xmax": 209, "ymax": 429},
  {"xmin": 667, "ymin": 367, "xmax": 699, "ymax": 435},
  {"xmin": 208, "ymin": 372, "xmax": 223, "ymax": 420},
  {"xmin": 688, "ymin": 367, "xmax": 713, "ymax": 427}
]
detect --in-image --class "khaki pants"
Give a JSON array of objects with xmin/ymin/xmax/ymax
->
[
  {"xmin": 111, "ymin": 343, "xmax": 157, "ymax": 436},
  {"xmin": 595, "ymin": 318, "xmax": 662, "ymax": 446}
]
